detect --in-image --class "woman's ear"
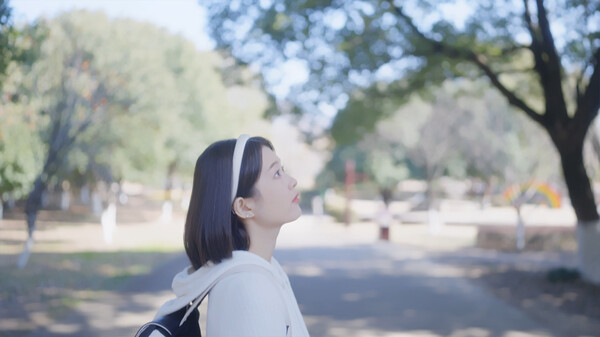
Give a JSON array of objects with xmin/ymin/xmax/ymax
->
[{"xmin": 232, "ymin": 197, "xmax": 254, "ymax": 219}]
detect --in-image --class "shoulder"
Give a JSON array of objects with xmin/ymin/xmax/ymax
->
[
  {"xmin": 207, "ymin": 272, "xmax": 288, "ymax": 336},
  {"xmin": 210, "ymin": 270, "xmax": 283, "ymax": 303}
]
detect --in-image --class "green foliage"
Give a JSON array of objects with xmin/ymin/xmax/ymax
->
[
  {"xmin": 205, "ymin": 0, "xmax": 591, "ymax": 187},
  {"xmin": 205, "ymin": 0, "xmax": 599, "ymax": 134},
  {"xmin": 0, "ymin": 20, "xmax": 47, "ymax": 198},
  {"xmin": 321, "ymin": 78, "xmax": 560, "ymax": 193},
  {"xmin": 317, "ymin": 145, "xmax": 368, "ymax": 185},
  {"xmin": 1, "ymin": 10, "xmax": 270, "ymax": 198},
  {"xmin": 206, "ymin": 0, "xmax": 600, "ymax": 223},
  {"xmin": 206, "ymin": 1, "xmax": 586, "ymax": 112},
  {"xmin": 0, "ymin": 0, "xmax": 15, "ymax": 86},
  {"xmin": 365, "ymin": 149, "xmax": 409, "ymax": 189},
  {"xmin": 0, "ymin": 107, "xmax": 44, "ymax": 198}
]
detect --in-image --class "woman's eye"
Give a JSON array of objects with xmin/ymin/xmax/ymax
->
[{"xmin": 274, "ymin": 165, "xmax": 285, "ymax": 178}]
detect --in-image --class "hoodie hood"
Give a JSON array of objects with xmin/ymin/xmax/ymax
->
[{"xmin": 154, "ymin": 250, "xmax": 278, "ymax": 319}]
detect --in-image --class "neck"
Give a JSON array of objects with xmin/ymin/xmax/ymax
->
[{"xmin": 245, "ymin": 221, "xmax": 281, "ymax": 262}]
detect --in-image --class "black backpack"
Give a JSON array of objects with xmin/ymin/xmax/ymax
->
[{"xmin": 135, "ymin": 302, "xmax": 201, "ymax": 337}]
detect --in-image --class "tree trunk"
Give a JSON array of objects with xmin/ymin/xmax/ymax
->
[
  {"xmin": 19, "ymin": 176, "xmax": 46, "ymax": 268},
  {"xmin": 7, "ymin": 193, "xmax": 15, "ymax": 209},
  {"xmin": 480, "ymin": 176, "xmax": 496, "ymax": 209},
  {"xmin": 557, "ymin": 137, "xmax": 600, "ymax": 283},
  {"xmin": 24, "ymin": 137, "xmax": 64, "ymax": 240},
  {"xmin": 80, "ymin": 184, "xmax": 90, "ymax": 205},
  {"xmin": 25, "ymin": 176, "xmax": 46, "ymax": 239},
  {"xmin": 515, "ymin": 205, "xmax": 525, "ymax": 251},
  {"xmin": 161, "ymin": 162, "xmax": 176, "ymax": 223},
  {"xmin": 164, "ymin": 161, "xmax": 176, "ymax": 201},
  {"xmin": 577, "ymin": 224, "xmax": 600, "ymax": 283},
  {"xmin": 558, "ymin": 143, "xmax": 599, "ymax": 222},
  {"xmin": 380, "ymin": 187, "xmax": 393, "ymax": 207},
  {"xmin": 344, "ymin": 159, "xmax": 355, "ymax": 225},
  {"xmin": 425, "ymin": 172, "xmax": 443, "ymax": 235}
]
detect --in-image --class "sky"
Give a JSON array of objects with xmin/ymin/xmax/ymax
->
[
  {"xmin": 8, "ymin": 0, "xmax": 513, "ymax": 124},
  {"xmin": 10, "ymin": 0, "xmax": 311, "ymax": 98},
  {"xmin": 9, "ymin": 0, "xmax": 326, "ymax": 186},
  {"xmin": 11, "ymin": 0, "xmax": 215, "ymax": 51},
  {"xmin": 9, "ymin": 0, "xmax": 479, "ymax": 101}
]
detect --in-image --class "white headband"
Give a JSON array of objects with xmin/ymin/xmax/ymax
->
[{"xmin": 231, "ymin": 134, "xmax": 250, "ymax": 203}]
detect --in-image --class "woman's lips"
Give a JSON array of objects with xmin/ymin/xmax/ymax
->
[{"xmin": 292, "ymin": 193, "xmax": 300, "ymax": 203}]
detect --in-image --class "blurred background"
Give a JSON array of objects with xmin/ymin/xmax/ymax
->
[{"xmin": 0, "ymin": 1, "xmax": 599, "ymax": 336}]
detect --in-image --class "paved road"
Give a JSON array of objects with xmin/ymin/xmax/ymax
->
[{"xmin": 27, "ymin": 217, "xmax": 561, "ymax": 337}]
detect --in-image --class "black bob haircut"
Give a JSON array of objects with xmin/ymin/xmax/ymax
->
[{"xmin": 184, "ymin": 136, "xmax": 274, "ymax": 270}]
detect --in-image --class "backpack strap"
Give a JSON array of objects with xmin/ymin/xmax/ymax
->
[{"xmin": 179, "ymin": 263, "xmax": 292, "ymax": 334}]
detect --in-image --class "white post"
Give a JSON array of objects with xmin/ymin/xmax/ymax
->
[
  {"xmin": 80, "ymin": 185, "xmax": 90, "ymax": 205},
  {"xmin": 312, "ymin": 195, "xmax": 324, "ymax": 220},
  {"xmin": 161, "ymin": 200, "xmax": 173, "ymax": 224},
  {"xmin": 377, "ymin": 204, "xmax": 392, "ymax": 241},
  {"xmin": 102, "ymin": 202, "xmax": 117, "ymax": 244},
  {"xmin": 91, "ymin": 192, "xmax": 103, "ymax": 215},
  {"xmin": 17, "ymin": 237, "xmax": 34, "ymax": 269},
  {"xmin": 180, "ymin": 191, "xmax": 190, "ymax": 211},
  {"xmin": 7, "ymin": 193, "xmax": 15, "ymax": 209},
  {"xmin": 60, "ymin": 181, "xmax": 71, "ymax": 211},
  {"xmin": 516, "ymin": 206, "xmax": 525, "ymax": 251},
  {"xmin": 428, "ymin": 208, "xmax": 442, "ymax": 236},
  {"xmin": 41, "ymin": 190, "xmax": 49, "ymax": 208},
  {"xmin": 118, "ymin": 191, "xmax": 128, "ymax": 205},
  {"xmin": 60, "ymin": 191, "xmax": 70, "ymax": 211}
]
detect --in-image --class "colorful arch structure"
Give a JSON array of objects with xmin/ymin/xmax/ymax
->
[{"xmin": 503, "ymin": 181, "xmax": 562, "ymax": 208}]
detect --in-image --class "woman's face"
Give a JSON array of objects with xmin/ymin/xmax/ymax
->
[{"xmin": 246, "ymin": 146, "xmax": 301, "ymax": 227}]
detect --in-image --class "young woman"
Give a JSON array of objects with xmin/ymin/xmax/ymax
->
[{"xmin": 154, "ymin": 135, "xmax": 310, "ymax": 337}]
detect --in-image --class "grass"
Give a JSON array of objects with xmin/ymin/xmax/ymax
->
[
  {"xmin": 0, "ymin": 248, "xmax": 181, "ymax": 337},
  {"xmin": 0, "ymin": 198, "xmax": 186, "ymax": 337}
]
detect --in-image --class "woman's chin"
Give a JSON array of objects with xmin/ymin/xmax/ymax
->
[{"xmin": 286, "ymin": 207, "xmax": 302, "ymax": 223}]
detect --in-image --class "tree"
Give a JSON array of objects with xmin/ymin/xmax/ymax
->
[
  {"xmin": 205, "ymin": 0, "xmax": 600, "ymax": 282},
  {"xmin": 389, "ymin": 0, "xmax": 599, "ymax": 222},
  {"xmin": 14, "ymin": 13, "xmax": 154, "ymax": 238},
  {"xmin": 0, "ymin": 0, "xmax": 15, "ymax": 85},
  {"xmin": 331, "ymin": 78, "xmax": 561, "ymax": 211},
  {"xmin": 0, "ymin": 107, "xmax": 44, "ymax": 200},
  {"xmin": 361, "ymin": 139, "xmax": 409, "ymax": 205},
  {"xmin": 0, "ymin": 20, "xmax": 47, "ymax": 204},
  {"xmin": 0, "ymin": 1, "xmax": 45, "ymax": 206},
  {"xmin": 3, "ymin": 10, "xmax": 270, "ymax": 243}
]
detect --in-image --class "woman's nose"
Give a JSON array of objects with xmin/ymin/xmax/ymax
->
[{"xmin": 289, "ymin": 176, "xmax": 297, "ymax": 189}]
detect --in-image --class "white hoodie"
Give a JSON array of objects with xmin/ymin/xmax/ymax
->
[{"xmin": 155, "ymin": 250, "xmax": 310, "ymax": 337}]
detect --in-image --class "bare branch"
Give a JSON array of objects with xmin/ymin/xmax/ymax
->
[
  {"xmin": 469, "ymin": 53, "xmax": 546, "ymax": 127},
  {"xmin": 388, "ymin": 1, "xmax": 545, "ymax": 127},
  {"xmin": 495, "ymin": 67, "xmax": 537, "ymax": 75},
  {"xmin": 64, "ymin": 117, "xmax": 93, "ymax": 150},
  {"xmin": 574, "ymin": 47, "xmax": 600, "ymax": 130},
  {"xmin": 535, "ymin": 0, "xmax": 559, "ymax": 63},
  {"xmin": 576, "ymin": 52, "xmax": 597, "ymax": 104},
  {"xmin": 520, "ymin": 0, "xmax": 570, "ymax": 124},
  {"xmin": 501, "ymin": 44, "xmax": 530, "ymax": 55},
  {"xmin": 522, "ymin": 0, "xmax": 537, "ymax": 45},
  {"xmin": 534, "ymin": 0, "xmax": 568, "ymax": 121}
]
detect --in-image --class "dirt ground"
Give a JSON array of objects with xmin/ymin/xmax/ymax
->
[
  {"xmin": 475, "ymin": 266, "xmax": 600, "ymax": 337},
  {"xmin": 0, "ymin": 197, "xmax": 185, "ymax": 337},
  {"xmin": 1, "ymin": 199, "xmax": 599, "ymax": 337},
  {"xmin": 424, "ymin": 247, "xmax": 600, "ymax": 337}
]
